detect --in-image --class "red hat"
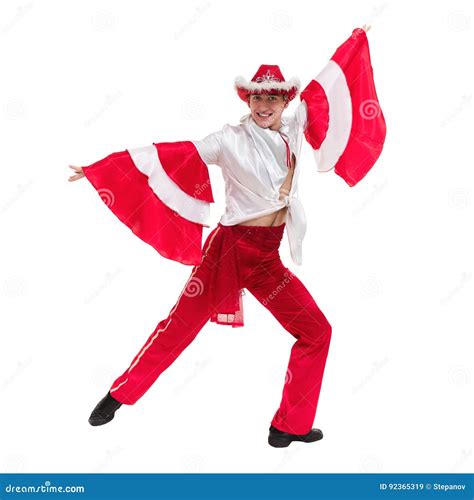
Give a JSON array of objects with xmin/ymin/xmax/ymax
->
[{"xmin": 234, "ymin": 64, "xmax": 301, "ymax": 103}]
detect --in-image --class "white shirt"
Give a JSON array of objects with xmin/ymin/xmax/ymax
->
[{"xmin": 192, "ymin": 101, "xmax": 309, "ymax": 265}]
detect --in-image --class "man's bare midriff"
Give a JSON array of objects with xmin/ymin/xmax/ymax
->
[
  {"xmin": 236, "ymin": 152, "xmax": 296, "ymax": 227},
  {"xmin": 235, "ymin": 206, "xmax": 289, "ymax": 227}
]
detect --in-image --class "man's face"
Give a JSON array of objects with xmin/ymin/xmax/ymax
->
[{"xmin": 248, "ymin": 93, "xmax": 289, "ymax": 130}]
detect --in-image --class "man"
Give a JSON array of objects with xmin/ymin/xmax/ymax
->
[{"xmin": 69, "ymin": 24, "xmax": 385, "ymax": 447}]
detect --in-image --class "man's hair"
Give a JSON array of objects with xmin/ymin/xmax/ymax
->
[{"xmin": 247, "ymin": 93, "xmax": 289, "ymax": 102}]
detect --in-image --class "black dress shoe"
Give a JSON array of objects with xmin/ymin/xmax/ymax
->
[
  {"xmin": 88, "ymin": 391, "xmax": 123, "ymax": 426},
  {"xmin": 268, "ymin": 424, "xmax": 323, "ymax": 448}
]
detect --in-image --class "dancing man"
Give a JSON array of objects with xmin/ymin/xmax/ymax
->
[{"xmin": 68, "ymin": 25, "xmax": 386, "ymax": 447}]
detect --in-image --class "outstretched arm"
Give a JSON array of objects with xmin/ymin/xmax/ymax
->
[
  {"xmin": 67, "ymin": 129, "xmax": 224, "ymax": 265},
  {"xmin": 296, "ymin": 23, "xmax": 386, "ymax": 187}
]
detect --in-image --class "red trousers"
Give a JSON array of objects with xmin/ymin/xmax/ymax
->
[{"xmin": 109, "ymin": 222, "xmax": 332, "ymax": 434}]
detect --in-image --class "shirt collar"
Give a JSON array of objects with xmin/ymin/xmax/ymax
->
[{"xmin": 240, "ymin": 113, "xmax": 290, "ymax": 137}]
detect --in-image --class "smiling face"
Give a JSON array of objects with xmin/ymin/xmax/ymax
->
[{"xmin": 248, "ymin": 93, "xmax": 289, "ymax": 131}]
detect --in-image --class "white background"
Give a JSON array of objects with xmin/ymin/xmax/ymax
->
[{"xmin": 0, "ymin": 0, "xmax": 472, "ymax": 473}]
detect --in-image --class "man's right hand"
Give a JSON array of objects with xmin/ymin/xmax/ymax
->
[{"xmin": 68, "ymin": 165, "xmax": 85, "ymax": 182}]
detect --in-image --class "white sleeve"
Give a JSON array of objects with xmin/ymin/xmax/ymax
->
[
  {"xmin": 293, "ymin": 100, "xmax": 308, "ymax": 132},
  {"xmin": 191, "ymin": 127, "xmax": 225, "ymax": 166}
]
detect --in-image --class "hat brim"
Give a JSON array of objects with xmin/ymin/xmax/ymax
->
[{"xmin": 234, "ymin": 75, "xmax": 301, "ymax": 102}]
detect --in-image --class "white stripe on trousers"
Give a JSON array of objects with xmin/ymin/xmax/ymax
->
[{"xmin": 110, "ymin": 226, "xmax": 222, "ymax": 394}]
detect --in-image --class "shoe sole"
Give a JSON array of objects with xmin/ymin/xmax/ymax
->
[
  {"xmin": 88, "ymin": 413, "xmax": 115, "ymax": 426},
  {"xmin": 268, "ymin": 432, "xmax": 323, "ymax": 448},
  {"xmin": 268, "ymin": 436, "xmax": 292, "ymax": 448}
]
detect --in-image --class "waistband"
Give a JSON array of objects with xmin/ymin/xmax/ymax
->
[{"xmin": 217, "ymin": 222, "xmax": 286, "ymax": 240}]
